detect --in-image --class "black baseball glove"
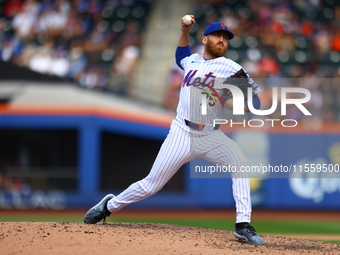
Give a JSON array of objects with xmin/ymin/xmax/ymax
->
[{"xmin": 221, "ymin": 69, "xmax": 252, "ymax": 104}]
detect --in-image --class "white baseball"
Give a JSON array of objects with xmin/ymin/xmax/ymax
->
[{"xmin": 183, "ymin": 15, "xmax": 192, "ymax": 25}]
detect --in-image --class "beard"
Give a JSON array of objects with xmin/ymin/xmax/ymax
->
[{"xmin": 205, "ymin": 39, "xmax": 228, "ymax": 58}]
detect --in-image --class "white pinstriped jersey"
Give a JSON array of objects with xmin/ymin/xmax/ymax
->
[
  {"xmin": 106, "ymin": 53, "xmax": 256, "ymax": 224},
  {"xmin": 177, "ymin": 53, "xmax": 261, "ymax": 124}
]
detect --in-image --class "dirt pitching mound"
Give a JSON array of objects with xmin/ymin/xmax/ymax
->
[{"xmin": 1, "ymin": 222, "xmax": 339, "ymax": 255}]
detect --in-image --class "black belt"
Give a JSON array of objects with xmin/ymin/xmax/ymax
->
[{"xmin": 184, "ymin": 119, "xmax": 220, "ymax": 131}]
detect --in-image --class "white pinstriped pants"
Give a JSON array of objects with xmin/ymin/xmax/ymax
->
[{"xmin": 107, "ymin": 116, "xmax": 252, "ymax": 223}]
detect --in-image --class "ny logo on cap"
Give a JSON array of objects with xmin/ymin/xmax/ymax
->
[{"xmin": 220, "ymin": 23, "xmax": 227, "ymax": 29}]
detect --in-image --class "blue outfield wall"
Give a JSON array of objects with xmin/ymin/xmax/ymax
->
[
  {"xmin": 0, "ymin": 114, "xmax": 340, "ymax": 210},
  {"xmin": 265, "ymin": 134, "xmax": 340, "ymax": 209}
]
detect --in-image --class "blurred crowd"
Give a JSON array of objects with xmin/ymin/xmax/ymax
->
[
  {"xmin": 0, "ymin": 0, "xmax": 339, "ymax": 123},
  {"xmin": 165, "ymin": 0, "xmax": 340, "ymax": 123},
  {"xmin": 0, "ymin": 0, "xmax": 151, "ymax": 94}
]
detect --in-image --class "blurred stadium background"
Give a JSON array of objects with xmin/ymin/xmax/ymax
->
[{"xmin": 0, "ymin": 0, "xmax": 339, "ymax": 214}]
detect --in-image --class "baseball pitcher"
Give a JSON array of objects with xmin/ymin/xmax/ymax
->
[{"xmin": 84, "ymin": 15, "xmax": 265, "ymax": 245}]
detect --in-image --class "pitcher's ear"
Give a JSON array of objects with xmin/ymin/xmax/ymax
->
[{"xmin": 202, "ymin": 36, "xmax": 207, "ymax": 44}]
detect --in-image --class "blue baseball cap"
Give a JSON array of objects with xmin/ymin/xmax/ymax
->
[{"xmin": 203, "ymin": 22, "xmax": 234, "ymax": 39}]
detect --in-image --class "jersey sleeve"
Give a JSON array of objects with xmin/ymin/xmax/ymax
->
[
  {"xmin": 229, "ymin": 64, "xmax": 261, "ymax": 110},
  {"xmin": 229, "ymin": 64, "xmax": 261, "ymax": 95},
  {"xmin": 175, "ymin": 46, "xmax": 191, "ymax": 70},
  {"xmin": 245, "ymin": 94, "xmax": 261, "ymax": 110}
]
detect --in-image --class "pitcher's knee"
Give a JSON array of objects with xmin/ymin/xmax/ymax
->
[
  {"xmin": 232, "ymin": 155, "xmax": 247, "ymax": 169},
  {"xmin": 138, "ymin": 179, "xmax": 161, "ymax": 197},
  {"xmin": 143, "ymin": 186, "xmax": 158, "ymax": 197}
]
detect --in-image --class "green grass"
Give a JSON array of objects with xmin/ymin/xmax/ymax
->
[
  {"xmin": 0, "ymin": 216, "xmax": 83, "ymax": 222},
  {"xmin": 252, "ymin": 220, "xmax": 340, "ymax": 234},
  {"xmin": 110, "ymin": 218, "xmax": 340, "ymax": 234},
  {"xmin": 318, "ymin": 240, "xmax": 340, "ymax": 244}
]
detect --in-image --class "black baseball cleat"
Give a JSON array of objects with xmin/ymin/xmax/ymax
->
[
  {"xmin": 84, "ymin": 194, "xmax": 114, "ymax": 224},
  {"xmin": 234, "ymin": 223, "xmax": 265, "ymax": 245}
]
